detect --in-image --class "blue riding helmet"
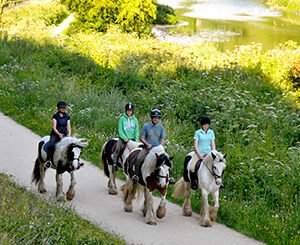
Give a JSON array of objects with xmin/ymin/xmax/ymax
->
[{"xmin": 150, "ymin": 109, "xmax": 162, "ymax": 118}]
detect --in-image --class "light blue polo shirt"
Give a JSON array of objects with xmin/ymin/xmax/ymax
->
[{"xmin": 194, "ymin": 129, "xmax": 215, "ymax": 155}]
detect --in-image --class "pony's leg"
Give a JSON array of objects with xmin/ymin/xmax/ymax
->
[
  {"xmin": 144, "ymin": 189, "xmax": 156, "ymax": 225},
  {"xmin": 209, "ymin": 190, "xmax": 219, "ymax": 222},
  {"xmin": 123, "ymin": 180, "xmax": 134, "ymax": 212},
  {"xmin": 200, "ymin": 190, "xmax": 211, "ymax": 227},
  {"xmin": 108, "ymin": 165, "xmax": 118, "ymax": 195},
  {"xmin": 156, "ymin": 195, "xmax": 167, "ymax": 219},
  {"xmin": 141, "ymin": 189, "xmax": 147, "ymax": 217},
  {"xmin": 38, "ymin": 160, "xmax": 47, "ymax": 193},
  {"xmin": 66, "ymin": 171, "xmax": 76, "ymax": 200},
  {"xmin": 56, "ymin": 173, "xmax": 65, "ymax": 202},
  {"xmin": 183, "ymin": 181, "xmax": 192, "ymax": 216}
]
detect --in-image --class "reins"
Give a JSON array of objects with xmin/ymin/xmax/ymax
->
[{"xmin": 203, "ymin": 160, "xmax": 222, "ymax": 179}]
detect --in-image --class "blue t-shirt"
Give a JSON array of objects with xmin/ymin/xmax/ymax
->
[
  {"xmin": 194, "ymin": 129, "xmax": 215, "ymax": 155},
  {"xmin": 141, "ymin": 123, "xmax": 165, "ymax": 147}
]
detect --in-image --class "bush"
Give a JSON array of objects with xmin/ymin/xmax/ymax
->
[{"xmin": 153, "ymin": 4, "xmax": 177, "ymax": 25}]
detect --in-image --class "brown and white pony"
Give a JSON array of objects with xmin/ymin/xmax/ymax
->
[
  {"xmin": 32, "ymin": 136, "xmax": 88, "ymax": 202},
  {"xmin": 172, "ymin": 150, "xmax": 226, "ymax": 227},
  {"xmin": 122, "ymin": 145, "xmax": 173, "ymax": 225},
  {"xmin": 100, "ymin": 138, "xmax": 143, "ymax": 195}
]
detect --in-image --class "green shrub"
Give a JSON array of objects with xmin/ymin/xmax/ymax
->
[{"xmin": 153, "ymin": 4, "xmax": 177, "ymax": 25}]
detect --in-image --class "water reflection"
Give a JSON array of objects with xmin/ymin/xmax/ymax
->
[{"xmin": 155, "ymin": 0, "xmax": 300, "ymax": 50}]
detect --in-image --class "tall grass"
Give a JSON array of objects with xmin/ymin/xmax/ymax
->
[{"xmin": 0, "ymin": 2, "xmax": 299, "ymax": 244}]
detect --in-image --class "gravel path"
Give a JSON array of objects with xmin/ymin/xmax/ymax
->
[{"xmin": 0, "ymin": 112, "xmax": 264, "ymax": 245}]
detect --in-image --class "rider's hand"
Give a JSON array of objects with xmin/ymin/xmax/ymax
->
[{"xmin": 147, "ymin": 144, "xmax": 152, "ymax": 149}]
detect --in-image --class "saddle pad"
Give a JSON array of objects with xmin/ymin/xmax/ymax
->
[{"xmin": 43, "ymin": 141, "xmax": 50, "ymax": 152}]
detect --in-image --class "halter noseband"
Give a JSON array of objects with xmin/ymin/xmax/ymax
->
[{"xmin": 203, "ymin": 160, "xmax": 223, "ymax": 180}]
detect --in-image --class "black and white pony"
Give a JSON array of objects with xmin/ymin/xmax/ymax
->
[
  {"xmin": 32, "ymin": 136, "xmax": 88, "ymax": 202},
  {"xmin": 122, "ymin": 145, "xmax": 173, "ymax": 225},
  {"xmin": 172, "ymin": 150, "xmax": 226, "ymax": 227},
  {"xmin": 100, "ymin": 138, "xmax": 143, "ymax": 195}
]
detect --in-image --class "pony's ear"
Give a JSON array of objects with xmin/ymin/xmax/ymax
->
[
  {"xmin": 169, "ymin": 156, "xmax": 174, "ymax": 161},
  {"xmin": 155, "ymin": 153, "xmax": 159, "ymax": 160},
  {"xmin": 211, "ymin": 152, "xmax": 216, "ymax": 160},
  {"xmin": 223, "ymin": 154, "xmax": 227, "ymax": 159}
]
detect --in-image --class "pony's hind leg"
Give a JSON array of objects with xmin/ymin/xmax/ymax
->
[
  {"xmin": 123, "ymin": 180, "xmax": 135, "ymax": 212},
  {"xmin": 37, "ymin": 159, "xmax": 47, "ymax": 193},
  {"xmin": 183, "ymin": 181, "xmax": 192, "ymax": 216},
  {"xmin": 156, "ymin": 195, "xmax": 167, "ymax": 219},
  {"xmin": 108, "ymin": 166, "xmax": 118, "ymax": 195},
  {"xmin": 66, "ymin": 172, "xmax": 76, "ymax": 200}
]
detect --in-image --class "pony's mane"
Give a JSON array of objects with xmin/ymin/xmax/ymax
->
[
  {"xmin": 55, "ymin": 137, "xmax": 87, "ymax": 154},
  {"xmin": 145, "ymin": 145, "xmax": 167, "ymax": 163}
]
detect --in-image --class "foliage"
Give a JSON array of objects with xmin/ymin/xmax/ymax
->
[
  {"xmin": 0, "ymin": 173, "xmax": 125, "ymax": 244},
  {"xmin": 1, "ymin": 2, "xmax": 300, "ymax": 244},
  {"xmin": 60, "ymin": 0, "xmax": 157, "ymax": 35},
  {"xmin": 153, "ymin": 4, "xmax": 177, "ymax": 25}
]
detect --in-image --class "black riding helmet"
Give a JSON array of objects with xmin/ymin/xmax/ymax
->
[
  {"xmin": 199, "ymin": 116, "xmax": 211, "ymax": 125},
  {"xmin": 57, "ymin": 101, "xmax": 67, "ymax": 108},
  {"xmin": 125, "ymin": 102, "xmax": 135, "ymax": 112},
  {"xmin": 150, "ymin": 109, "xmax": 162, "ymax": 118}
]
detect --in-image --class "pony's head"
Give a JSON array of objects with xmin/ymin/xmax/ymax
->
[
  {"xmin": 65, "ymin": 139, "xmax": 88, "ymax": 172},
  {"xmin": 205, "ymin": 150, "xmax": 226, "ymax": 186},
  {"xmin": 154, "ymin": 153, "xmax": 174, "ymax": 188}
]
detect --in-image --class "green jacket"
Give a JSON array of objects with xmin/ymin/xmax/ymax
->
[{"xmin": 118, "ymin": 113, "xmax": 139, "ymax": 141}]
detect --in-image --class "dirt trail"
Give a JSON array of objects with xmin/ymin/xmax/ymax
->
[{"xmin": 0, "ymin": 112, "xmax": 264, "ymax": 245}]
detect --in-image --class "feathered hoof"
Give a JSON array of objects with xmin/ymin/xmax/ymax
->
[
  {"xmin": 57, "ymin": 195, "xmax": 66, "ymax": 202},
  {"xmin": 38, "ymin": 188, "xmax": 47, "ymax": 194},
  {"xmin": 66, "ymin": 190, "xmax": 75, "ymax": 200},
  {"xmin": 146, "ymin": 220, "xmax": 157, "ymax": 225},
  {"xmin": 156, "ymin": 207, "xmax": 166, "ymax": 219},
  {"xmin": 183, "ymin": 207, "xmax": 192, "ymax": 216},
  {"xmin": 109, "ymin": 189, "xmax": 118, "ymax": 195},
  {"xmin": 124, "ymin": 205, "xmax": 133, "ymax": 213},
  {"xmin": 209, "ymin": 207, "xmax": 218, "ymax": 221},
  {"xmin": 201, "ymin": 219, "xmax": 212, "ymax": 227}
]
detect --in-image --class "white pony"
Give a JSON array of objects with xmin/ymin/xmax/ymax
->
[
  {"xmin": 32, "ymin": 136, "xmax": 88, "ymax": 201},
  {"xmin": 100, "ymin": 138, "xmax": 143, "ymax": 195},
  {"xmin": 172, "ymin": 150, "xmax": 226, "ymax": 227},
  {"xmin": 122, "ymin": 145, "xmax": 173, "ymax": 225}
]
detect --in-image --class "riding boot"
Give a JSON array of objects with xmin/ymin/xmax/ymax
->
[
  {"xmin": 169, "ymin": 177, "xmax": 176, "ymax": 185},
  {"xmin": 190, "ymin": 171, "xmax": 198, "ymax": 190}
]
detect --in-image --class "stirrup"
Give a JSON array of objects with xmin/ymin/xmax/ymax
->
[
  {"xmin": 132, "ymin": 175, "xmax": 139, "ymax": 182},
  {"xmin": 45, "ymin": 160, "xmax": 52, "ymax": 168},
  {"xmin": 169, "ymin": 177, "xmax": 176, "ymax": 185},
  {"xmin": 113, "ymin": 163, "xmax": 118, "ymax": 171}
]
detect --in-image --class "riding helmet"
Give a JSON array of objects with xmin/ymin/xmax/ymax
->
[
  {"xmin": 57, "ymin": 101, "xmax": 67, "ymax": 108},
  {"xmin": 150, "ymin": 109, "xmax": 162, "ymax": 118},
  {"xmin": 125, "ymin": 102, "xmax": 135, "ymax": 111},
  {"xmin": 199, "ymin": 116, "xmax": 211, "ymax": 125}
]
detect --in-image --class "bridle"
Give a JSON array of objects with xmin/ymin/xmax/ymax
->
[{"xmin": 203, "ymin": 160, "xmax": 223, "ymax": 180}]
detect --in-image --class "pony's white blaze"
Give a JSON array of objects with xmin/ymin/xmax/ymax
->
[
  {"xmin": 156, "ymin": 165, "xmax": 170, "ymax": 188},
  {"xmin": 71, "ymin": 147, "xmax": 81, "ymax": 170}
]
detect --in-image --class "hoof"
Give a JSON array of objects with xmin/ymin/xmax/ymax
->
[
  {"xmin": 124, "ymin": 205, "xmax": 133, "ymax": 212},
  {"xmin": 57, "ymin": 195, "xmax": 65, "ymax": 202},
  {"xmin": 39, "ymin": 188, "xmax": 47, "ymax": 194},
  {"xmin": 146, "ymin": 220, "xmax": 157, "ymax": 225},
  {"xmin": 66, "ymin": 190, "xmax": 75, "ymax": 200},
  {"xmin": 183, "ymin": 207, "xmax": 192, "ymax": 216},
  {"xmin": 156, "ymin": 208, "xmax": 166, "ymax": 219},
  {"xmin": 109, "ymin": 189, "xmax": 118, "ymax": 195},
  {"xmin": 201, "ymin": 219, "xmax": 212, "ymax": 227}
]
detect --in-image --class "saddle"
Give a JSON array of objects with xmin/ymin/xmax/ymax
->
[{"xmin": 190, "ymin": 160, "xmax": 203, "ymax": 190}]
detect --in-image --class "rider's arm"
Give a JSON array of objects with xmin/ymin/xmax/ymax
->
[
  {"xmin": 118, "ymin": 116, "xmax": 128, "ymax": 141},
  {"xmin": 194, "ymin": 139, "xmax": 203, "ymax": 160},
  {"xmin": 211, "ymin": 139, "xmax": 216, "ymax": 151},
  {"xmin": 52, "ymin": 119, "xmax": 63, "ymax": 138},
  {"xmin": 140, "ymin": 135, "xmax": 151, "ymax": 149},
  {"xmin": 134, "ymin": 118, "xmax": 139, "ymax": 141},
  {"xmin": 67, "ymin": 119, "xmax": 71, "ymax": 136}
]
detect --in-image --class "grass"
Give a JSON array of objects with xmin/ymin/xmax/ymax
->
[
  {"xmin": 0, "ymin": 173, "xmax": 125, "ymax": 244},
  {"xmin": 0, "ymin": 1, "xmax": 299, "ymax": 244}
]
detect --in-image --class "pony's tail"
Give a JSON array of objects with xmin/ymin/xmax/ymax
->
[
  {"xmin": 32, "ymin": 158, "xmax": 41, "ymax": 184},
  {"xmin": 172, "ymin": 177, "xmax": 185, "ymax": 200},
  {"xmin": 100, "ymin": 143, "xmax": 110, "ymax": 178}
]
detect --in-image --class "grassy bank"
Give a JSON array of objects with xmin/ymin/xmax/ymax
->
[
  {"xmin": 0, "ymin": 1, "xmax": 299, "ymax": 244},
  {"xmin": 0, "ymin": 173, "xmax": 125, "ymax": 244}
]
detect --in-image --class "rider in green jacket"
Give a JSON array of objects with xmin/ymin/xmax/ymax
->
[{"xmin": 112, "ymin": 102, "xmax": 139, "ymax": 170}]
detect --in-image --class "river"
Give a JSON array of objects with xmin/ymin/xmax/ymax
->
[{"xmin": 155, "ymin": 0, "xmax": 300, "ymax": 51}]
